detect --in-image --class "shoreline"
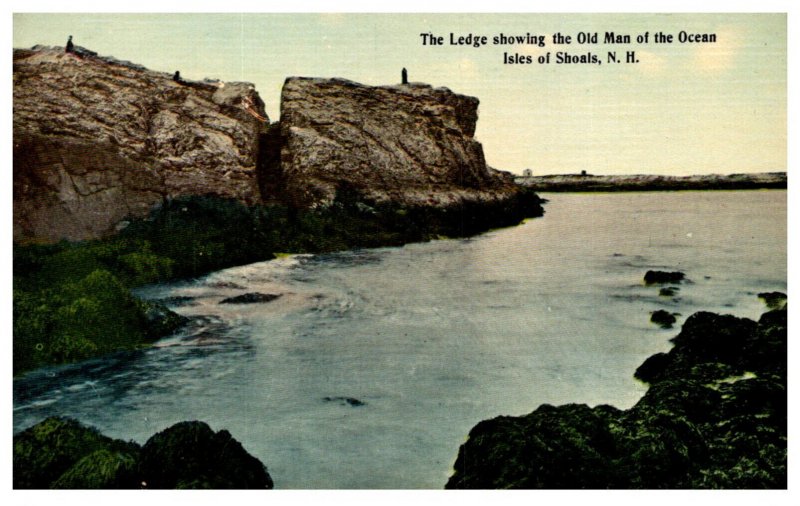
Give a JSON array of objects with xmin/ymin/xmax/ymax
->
[
  {"xmin": 515, "ymin": 172, "xmax": 786, "ymax": 192},
  {"xmin": 446, "ymin": 293, "xmax": 787, "ymax": 489},
  {"xmin": 13, "ymin": 191, "xmax": 545, "ymax": 376}
]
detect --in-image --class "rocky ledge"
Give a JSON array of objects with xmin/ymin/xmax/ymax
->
[
  {"xmin": 446, "ymin": 304, "xmax": 787, "ymax": 488},
  {"xmin": 273, "ymin": 77, "xmax": 518, "ymax": 209},
  {"xmin": 13, "ymin": 46, "xmax": 267, "ymax": 242},
  {"xmin": 14, "ymin": 45, "xmax": 537, "ymax": 243},
  {"xmin": 13, "ymin": 417, "xmax": 273, "ymax": 489}
]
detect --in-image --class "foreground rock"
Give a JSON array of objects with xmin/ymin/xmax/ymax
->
[
  {"xmin": 446, "ymin": 306, "xmax": 787, "ymax": 488},
  {"xmin": 13, "ymin": 417, "xmax": 273, "ymax": 489},
  {"xmin": 139, "ymin": 421, "xmax": 273, "ymax": 489}
]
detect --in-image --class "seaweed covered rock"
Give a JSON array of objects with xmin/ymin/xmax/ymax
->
[
  {"xmin": 139, "ymin": 421, "xmax": 273, "ymax": 489},
  {"xmin": 139, "ymin": 299, "xmax": 190, "ymax": 337},
  {"xmin": 13, "ymin": 417, "xmax": 273, "ymax": 489},
  {"xmin": 51, "ymin": 449, "xmax": 140, "ymax": 489},
  {"xmin": 446, "ymin": 306, "xmax": 787, "ymax": 489},
  {"xmin": 448, "ymin": 403, "xmax": 623, "ymax": 489},
  {"xmin": 758, "ymin": 291, "xmax": 786, "ymax": 310},
  {"xmin": 13, "ymin": 416, "xmax": 140, "ymax": 489}
]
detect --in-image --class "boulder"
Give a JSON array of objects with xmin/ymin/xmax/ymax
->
[
  {"xmin": 13, "ymin": 416, "xmax": 140, "ymax": 489},
  {"xmin": 13, "ymin": 417, "xmax": 273, "ymax": 489},
  {"xmin": 139, "ymin": 300, "xmax": 190, "ymax": 338},
  {"xmin": 138, "ymin": 421, "xmax": 273, "ymax": 489},
  {"xmin": 650, "ymin": 309, "xmax": 678, "ymax": 328},
  {"xmin": 758, "ymin": 291, "xmax": 786, "ymax": 310},
  {"xmin": 644, "ymin": 270, "xmax": 686, "ymax": 284}
]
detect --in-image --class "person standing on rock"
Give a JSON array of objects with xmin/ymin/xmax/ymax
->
[
  {"xmin": 65, "ymin": 35, "xmax": 74, "ymax": 53},
  {"xmin": 173, "ymin": 71, "xmax": 182, "ymax": 83},
  {"xmin": 402, "ymin": 67, "xmax": 408, "ymax": 84}
]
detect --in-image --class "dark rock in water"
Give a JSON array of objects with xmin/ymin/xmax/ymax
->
[
  {"xmin": 659, "ymin": 286, "xmax": 680, "ymax": 297},
  {"xmin": 13, "ymin": 417, "xmax": 141, "ymax": 489},
  {"xmin": 644, "ymin": 270, "xmax": 686, "ymax": 285},
  {"xmin": 139, "ymin": 421, "xmax": 273, "ymax": 489},
  {"xmin": 140, "ymin": 300, "xmax": 190, "ymax": 338},
  {"xmin": 650, "ymin": 310, "xmax": 678, "ymax": 328},
  {"xmin": 324, "ymin": 396, "xmax": 366, "ymax": 407},
  {"xmin": 219, "ymin": 292, "xmax": 282, "ymax": 304},
  {"xmin": 447, "ymin": 305, "xmax": 787, "ymax": 489},
  {"xmin": 758, "ymin": 291, "xmax": 787, "ymax": 310},
  {"xmin": 13, "ymin": 417, "xmax": 273, "ymax": 489},
  {"xmin": 208, "ymin": 281, "xmax": 246, "ymax": 290}
]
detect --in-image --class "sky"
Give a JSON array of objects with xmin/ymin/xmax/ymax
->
[{"xmin": 12, "ymin": 12, "xmax": 787, "ymax": 175}]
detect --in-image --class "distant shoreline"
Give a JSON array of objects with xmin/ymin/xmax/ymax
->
[{"xmin": 515, "ymin": 172, "xmax": 786, "ymax": 192}]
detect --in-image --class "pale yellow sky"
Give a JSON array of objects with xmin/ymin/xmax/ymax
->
[{"xmin": 13, "ymin": 13, "xmax": 786, "ymax": 175}]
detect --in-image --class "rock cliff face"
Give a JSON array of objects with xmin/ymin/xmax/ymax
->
[
  {"xmin": 13, "ymin": 46, "xmax": 267, "ymax": 242},
  {"xmin": 14, "ymin": 46, "xmax": 527, "ymax": 243},
  {"xmin": 274, "ymin": 77, "xmax": 516, "ymax": 208}
]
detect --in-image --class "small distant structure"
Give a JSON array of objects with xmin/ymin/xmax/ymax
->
[
  {"xmin": 65, "ymin": 35, "xmax": 74, "ymax": 53},
  {"xmin": 522, "ymin": 168, "xmax": 533, "ymax": 177},
  {"xmin": 401, "ymin": 67, "xmax": 408, "ymax": 85},
  {"xmin": 580, "ymin": 170, "xmax": 588, "ymax": 176},
  {"xmin": 173, "ymin": 70, "xmax": 182, "ymax": 83}
]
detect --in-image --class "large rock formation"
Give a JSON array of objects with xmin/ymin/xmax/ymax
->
[
  {"xmin": 14, "ymin": 46, "xmax": 532, "ymax": 243},
  {"xmin": 273, "ymin": 77, "xmax": 517, "ymax": 208},
  {"xmin": 13, "ymin": 46, "xmax": 267, "ymax": 242}
]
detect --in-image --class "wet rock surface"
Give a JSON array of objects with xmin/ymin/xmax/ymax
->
[
  {"xmin": 650, "ymin": 309, "xmax": 678, "ymax": 328},
  {"xmin": 13, "ymin": 417, "xmax": 273, "ymax": 489},
  {"xmin": 446, "ymin": 305, "xmax": 787, "ymax": 489}
]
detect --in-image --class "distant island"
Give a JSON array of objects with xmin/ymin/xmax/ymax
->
[{"xmin": 515, "ymin": 172, "xmax": 786, "ymax": 192}]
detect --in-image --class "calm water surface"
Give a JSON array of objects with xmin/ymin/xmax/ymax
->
[{"xmin": 13, "ymin": 190, "xmax": 786, "ymax": 488}]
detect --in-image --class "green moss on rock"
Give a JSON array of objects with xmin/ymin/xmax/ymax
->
[
  {"xmin": 13, "ymin": 417, "xmax": 273, "ymax": 489},
  {"xmin": 447, "ymin": 306, "xmax": 787, "ymax": 489}
]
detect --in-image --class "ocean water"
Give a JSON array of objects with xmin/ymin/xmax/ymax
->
[{"xmin": 13, "ymin": 190, "xmax": 786, "ymax": 488}]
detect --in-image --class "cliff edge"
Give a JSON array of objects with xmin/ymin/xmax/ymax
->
[
  {"xmin": 273, "ymin": 77, "xmax": 516, "ymax": 208},
  {"xmin": 14, "ymin": 46, "xmax": 535, "ymax": 244},
  {"xmin": 13, "ymin": 46, "xmax": 267, "ymax": 242}
]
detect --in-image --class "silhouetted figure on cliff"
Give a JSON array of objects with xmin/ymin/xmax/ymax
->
[
  {"xmin": 173, "ymin": 71, "xmax": 182, "ymax": 83},
  {"xmin": 402, "ymin": 67, "xmax": 408, "ymax": 84},
  {"xmin": 65, "ymin": 35, "xmax": 74, "ymax": 53}
]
